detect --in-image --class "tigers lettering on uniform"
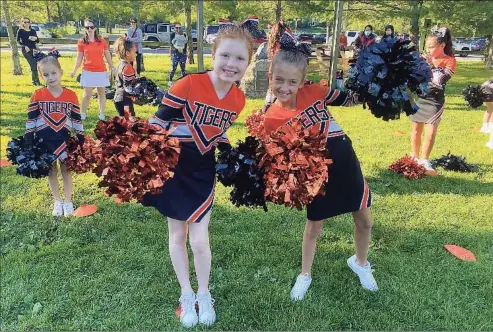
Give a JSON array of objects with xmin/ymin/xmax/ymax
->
[
  {"xmin": 192, "ymin": 102, "xmax": 235, "ymax": 130},
  {"xmin": 153, "ymin": 74, "xmax": 245, "ymax": 155}
]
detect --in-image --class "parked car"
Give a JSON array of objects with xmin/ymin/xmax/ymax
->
[
  {"xmin": 204, "ymin": 24, "xmax": 220, "ymax": 44},
  {"xmin": 470, "ymin": 37, "xmax": 486, "ymax": 50},
  {"xmin": 453, "ymin": 37, "xmax": 474, "ymax": 57},
  {"xmin": 31, "ymin": 24, "xmax": 52, "ymax": 38},
  {"xmin": 346, "ymin": 30, "xmax": 360, "ymax": 46},
  {"xmin": 0, "ymin": 24, "xmax": 19, "ymax": 37},
  {"xmin": 143, "ymin": 22, "xmax": 196, "ymax": 49}
]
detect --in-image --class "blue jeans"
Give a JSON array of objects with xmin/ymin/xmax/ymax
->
[{"xmin": 169, "ymin": 52, "xmax": 187, "ymax": 81}]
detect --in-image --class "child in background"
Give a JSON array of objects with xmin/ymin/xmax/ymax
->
[
  {"xmin": 409, "ymin": 27, "xmax": 456, "ymax": 174},
  {"xmin": 142, "ymin": 25, "xmax": 254, "ymax": 327},
  {"xmin": 26, "ymin": 51, "xmax": 84, "ymax": 216},
  {"xmin": 261, "ymin": 22, "xmax": 378, "ymax": 302},
  {"xmin": 113, "ymin": 37, "xmax": 137, "ymax": 116}
]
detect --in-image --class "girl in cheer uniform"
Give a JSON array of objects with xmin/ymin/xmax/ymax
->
[
  {"xmin": 25, "ymin": 51, "xmax": 84, "ymax": 216},
  {"xmin": 113, "ymin": 37, "xmax": 137, "ymax": 116},
  {"xmin": 409, "ymin": 27, "xmax": 456, "ymax": 174},
  {"xmin": 261, "ymin": 22, "xmax": 378, "ymax": 302},
  {"xmin": 142, "ymin": 26, "xmax": 254, "ymax": 327}
]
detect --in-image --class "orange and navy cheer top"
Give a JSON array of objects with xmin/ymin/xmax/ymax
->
[
  {"xmin": 427, "ymin": 55, "xmax": 456, "ymax": 101},
  {"xmin": 264, "ymin": 83, "xmax": 358, "ymax": 139},
  {"xmin": 150, "ymin": 73, "xmax": 246, "ymax": 155},
  {"xmin": 25, "ymin": 88, "xmax": 84, "ymax": 160},
  {"xmin": 114, "ymin": 59, "xmax": 137, "ymax": 102},
  {"xmin": 142, "ymin": 73, "xmax": 246, "ymax": 222}
]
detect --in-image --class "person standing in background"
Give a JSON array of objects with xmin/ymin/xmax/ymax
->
[
  {"xmin": 16, "ymin": 17, "xmax": 40, "ymax": 86},
  {"xmin": 126, "ymin": 18, "xmax": 143, "ymax": 75},
  {"xmin": 168, "ymin": 22, "xmax": 188, "ymax": 87}
]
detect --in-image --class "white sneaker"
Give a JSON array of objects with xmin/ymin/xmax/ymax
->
[
  {"xmin": 480, "ymin": 123, "xmax": 491, "ymax": 134},
  {"xmin": 179, "ymin": 291, "xmax": 198, "ymax": 328},
  {"xmin": 98, "ymin": 114, "xmax": 105, "ymax": 121},
  {"xmin": 347, "ymin": 254, "xmax": 378, "ymax": 291},
  {"xmin": 410, "ymin": 154, "xmax": 420, "ymax": 163},
  {"xmin": 81, "ymin": 113, "xmax": 87, "ymax": 120},
  {"xmin": 52, "ymin": 200, "xmax": 63, "ymax": 216},
  {"xmin": 63, "ymin": 202, "xmax": 74, "ymax": 217},
  {"xmin": 197, "ymin": 291, "xmax": 216, "ymax": 326},
  {"xmin": 419, "ymin": 159, "xmax": 438, "ymax": 175},
  {"xmin": 290, "ymin": 273, "xmax": 312, "ymax": 301},
  {"xmin": 167, "ymin": 81, "xmax": 173, "ymax": 88},
  {"xmin": 486, "ymin": 141, "xmax": 493, "ymax": 149}
]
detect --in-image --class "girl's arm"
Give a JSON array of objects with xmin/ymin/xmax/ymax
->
[
  {"xmin": 431, "ymin": 61, "xmax": 455, "ymax": 87},
  {"xmin": 25, "ymin": 93, "xmax": 40, "ymax": 144},
  {"xmin": 70, "ymin": 52, "xmax": 84, "ymax": 78},
  {"xmin": 325, "ymin": 88, "xmax": 359, "ymax": 107},
  {"xmin": 70, "ymin": 97, "xmax": 85, "ymax": 144}
]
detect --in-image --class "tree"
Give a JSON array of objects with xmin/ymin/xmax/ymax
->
[
  {"xmin": 184, "ymin": 0, "xmax": 194, "ymax": 64},
  {"xmin": 1, "ymin": 0, "xmax": 23, "ymax": 75}
]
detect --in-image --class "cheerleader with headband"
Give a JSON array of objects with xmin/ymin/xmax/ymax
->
[
  {"xmin": 248, "ymin": 21, "xmax": 378, "ymax": 301},
  {"xmin": 23, "ymin": 49, "xmax": 84, "ymax": 216},
  {"xmin": 408, "ymin": 26, "xmax": 456, "ymax": 174}
]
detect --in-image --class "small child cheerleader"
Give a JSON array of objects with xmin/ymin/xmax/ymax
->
[
  {"xmin": 409, "ymin": 27, "xmax": 456, "ymax": 174},
  {"xmin": 259, "ymin": 22, "xmax": 378, "ymax": 302},
  {"xmin": 113, "ymin": 37, "xmax": 137, "ymax": 116},
  {"xmin": 25, "ymin": 51, "xmax": 84, "ymax": 216},
  {"xmin": 142, "ymin": 25, "xmax": 254, "ymax": 327}
]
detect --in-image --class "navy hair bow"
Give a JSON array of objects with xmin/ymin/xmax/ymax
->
[
  {"xmin": 279, "ymin": 28, "xmax": 312, "ymax": 57},
  {"xmin": 431, "ymin": 26, "xmax": 447, "ymax": 38},
  {"xmin": 33, "ymin": 48, "xmax": 61, "ymax": 62},
  {"xmin": 219, "ymin": 16, "xmax": 264, "ymax": 40}
]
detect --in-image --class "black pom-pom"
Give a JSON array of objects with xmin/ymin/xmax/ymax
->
[
  {"xmin": 431, "ymin": 153, "xmax": 478, "ymax": 172},
  {"xmin": 462, "ymin": 85, "xmax": 488, "ymax": 109},
  {"xmin": 6, "ymin": 136, "xmax": 56, "ymax": 178},
  {"xmin": 216, "ymin": 136, "xmax": 267, "ymax": 211},
  {"xmin": 126, "ymin": 77, "xmax": 160, "ymax": 105},
  {"xmin": 345, "ymin": 38, "xmax": 432, "ymax": 121}
]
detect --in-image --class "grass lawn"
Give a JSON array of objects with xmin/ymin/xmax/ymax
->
[{"xmin": 1, "ymin": 51, "xmax": 492, "ymax": 330}]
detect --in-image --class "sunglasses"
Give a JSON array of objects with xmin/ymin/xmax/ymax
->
[
  {"xmin": 175, "ymin": 27, "xmax": 182, "ymax": 29},
  {"xmin": 130, "ymin": 21, "xmax": 137, "ymax": 24},
  {"xmin": 23, "ymin": 21, "xmax": 31, "ymax": 24},
  {"xmin": 85, "ymin": 26, "xmax": 96, "ymax": 30}
]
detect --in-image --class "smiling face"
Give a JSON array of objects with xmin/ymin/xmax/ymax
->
[
  {"xmin": 212, "ymin": 38, "xmax": 250, "ymax": 84},
  {"xmin": 84, "ymin": 21, "xmax": 96, "ymax": 37},
  {"xmin": 270, "ymin": 61, "xmax": 305, "ymax": 108},
  {"xmin": 39, "ymin": 61, "xmax": 62, "ymax": 88}
]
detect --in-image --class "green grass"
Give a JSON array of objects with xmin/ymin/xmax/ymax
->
[{"xmin": 1, "ymin": 52, "xmax": 493, "ymax": 330}]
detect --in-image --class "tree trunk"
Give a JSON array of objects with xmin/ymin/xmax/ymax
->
[
  {"xmin": 1, "ymin": 0, "xmax": 23, "ymax": 75},
  {"xmin": 276, "ymin": 0, "xmax": 282, "ymax": 21},
  {"xmin": 486, "ymin": 35, "xmax": 493, "ymax": 69},
  {"xmin": 184, "ymin": 0, "xmax": 194, "ymax": 64},
  {"xmin": 56, "ymin": 2, "xmax": 62, "ymax": 23},
  {"xmin": 46, "ymin": 3, "xmax": 51, "ymax": 22},
  {"xmin": 409, "ymin": 0, "xmax": 423, "ymax": 49}
]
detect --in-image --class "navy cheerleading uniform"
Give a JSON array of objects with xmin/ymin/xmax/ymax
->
[
  {"xmin": 263, "ymin": 83, "xmax": 370, "ymax": 221},
  {"xmin": 142, "ymin": 73, "xmax": 246, "ymax": 222},
  {"xmin": 25, "ymin": 88, "xmax": 84, "ymax": 161}
]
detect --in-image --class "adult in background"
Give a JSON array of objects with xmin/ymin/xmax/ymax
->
[
  {"xmin": 70, "ymin": 18, "xmax": 114, "ymax": 120},
  {"xmin": 126, "ymin": 18, "xmax": 143, "ymax": 75},
  {"xmin": 382, "ymin": 24, "xmax": 395, "ymax": 42},
  {"xmin": 354, "ymin": 24, "xmax": 377, "ymax": 51},
  {"xmin": 168, "ymin": 22, "xmax": 187, "ymax": 87},
  {"xmin": 16, "ymin": 17, "xmax": 40, "ymax": 86}
]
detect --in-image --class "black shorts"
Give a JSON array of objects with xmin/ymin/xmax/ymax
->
[
  {"xmin": 307, "ymin": 135, "xmax": 372, "ymax": 221},
  {"xmin": 114, "ymin": 97, "xmax": 135, "ymax": 116}
]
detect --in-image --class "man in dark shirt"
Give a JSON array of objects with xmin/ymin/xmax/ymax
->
[{"xmin": 16, "ymin": 17, "xmax": 40, "ymax": 85}]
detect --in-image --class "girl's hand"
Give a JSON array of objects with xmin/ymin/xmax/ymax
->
[
  {"xmin": 24, "ymin": 46, "xmax": 30, "ymax": 52},
  {"xmin": 69, "ymin": 71, "xmax": 76, "ymax": 78},
  {"xmin": 28, "ymin": 36, "xmax": 37, "ymax": 41}
]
